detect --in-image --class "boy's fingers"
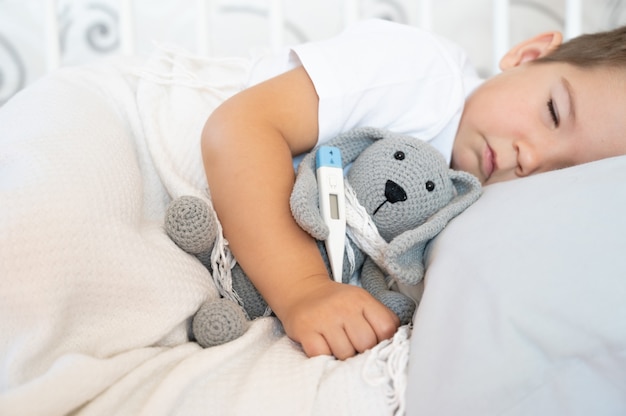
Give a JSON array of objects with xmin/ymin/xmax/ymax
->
[
  {"xmin": 300, "ymin": 330, "xmax": 356, "ymax": 360},
  {"xmin": 325, "ymin": 329, "xmax": 357, "ymax": 360},
  {"xmin": 365, "ymin": 304, "xmax": 400, "ymax": 343},
  {"xmin": 299, "ymin": 332, "xmax": 332, "ymax": 358},
  {"xmin": 344, "ymin": 318, "xmax": 379, "ymax": 353}
]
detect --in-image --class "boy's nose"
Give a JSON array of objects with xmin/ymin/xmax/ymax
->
[{"xmin": 514, "ymin": 139, "xmax": 543, "ymax": 177}]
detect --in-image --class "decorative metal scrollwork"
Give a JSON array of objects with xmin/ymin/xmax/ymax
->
[{"xmin": 58, "ymin": 2, "xmax": 119, "ymax": 55}]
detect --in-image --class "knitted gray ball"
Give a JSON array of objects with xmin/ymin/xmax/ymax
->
[
  {"xmin": 165, "ymin": 196, "xmax": 217, "ymax": 254},
  {"xmin": 192, "ymin": 298, "xmax": 249, "ymax": 347}
]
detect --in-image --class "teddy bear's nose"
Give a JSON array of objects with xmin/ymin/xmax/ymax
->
[
  {"xmin": 373, "ymin": 180, "xmax": 408, "ymax": 216},
  {"xmin": 384, "ymin": 180, "xmax": 407, "ymax": 204}
]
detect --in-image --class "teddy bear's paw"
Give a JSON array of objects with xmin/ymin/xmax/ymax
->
[
  {"xmin": 290, "ymin": 161, "xmax": 329, "ymax": 241},
  {"xmin": 165, "ymin": 196, "xmax": 217, "ymax": 254},
  {"xmin": 378, "ymin": 291, "xmax": 416, "ymax": 326},
  {"xmin": 192, "ymin": 298, "xmax": 250, "ymax": 347}
]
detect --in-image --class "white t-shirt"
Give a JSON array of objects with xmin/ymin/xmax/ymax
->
[{"xmin": 247, "ymin": 19, "xmax": 484, "ymax": 164}]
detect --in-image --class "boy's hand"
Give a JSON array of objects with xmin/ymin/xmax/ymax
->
[{"xmin": 278, "ymin": 278, "xmax": 400, "ymax": 360}]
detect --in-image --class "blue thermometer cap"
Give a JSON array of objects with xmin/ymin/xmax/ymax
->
[{"xmin": 316, "ymin": 146, "xmax": 343, "ymax": 169}]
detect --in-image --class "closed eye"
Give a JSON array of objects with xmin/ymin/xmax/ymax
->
[{"xmin": 547, "ymin": 98, "xmax": 559, "ymax": 127}]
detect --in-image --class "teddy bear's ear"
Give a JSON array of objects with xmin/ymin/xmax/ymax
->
[
  {"xmin": 290, "ymin": 127, "xmax": 390, "ymax": 240},
  {"xmin": 383, "ymin": 170, "xmax": 482, "ymax": 285},
  {"xmin": 326, "ymin": 127, "xmax": 391, "ymax": 164}
]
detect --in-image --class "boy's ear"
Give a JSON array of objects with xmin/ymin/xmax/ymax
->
[{"xmin": 499, "ymin": 31, "xmax": 563, "ymax": 70}]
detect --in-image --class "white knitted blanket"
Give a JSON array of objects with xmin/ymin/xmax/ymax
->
[{"xmin": 0, "ymin": 49, "xmax": 408, "ymax": 415}]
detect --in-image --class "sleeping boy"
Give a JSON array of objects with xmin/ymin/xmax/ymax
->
[{"xmin": 199, "ymin": 19, "xmax": 626, "ymax": 359}]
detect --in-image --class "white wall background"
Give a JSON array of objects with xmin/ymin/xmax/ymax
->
[{"xmin": 1, "ymin": 0, "xmax": 626, "ymax": 105}]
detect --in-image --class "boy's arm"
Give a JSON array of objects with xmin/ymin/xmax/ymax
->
[{"xmin": 201, "ymin": 66, "xmax": 399, "ymax": 360}]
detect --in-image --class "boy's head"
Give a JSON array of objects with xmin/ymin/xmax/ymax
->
[
  {"xmin": 452, "ymin": 26, "xmax": 626, "ymax": 185},
  {"xmin": 535, "ymin": 25, "xmax": 626, "ymax": 68}
]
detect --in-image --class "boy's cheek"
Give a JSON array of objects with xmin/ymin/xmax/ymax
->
[{"xmin": 451, "ymin": 150, "xmax": 479, "ymax": 179}]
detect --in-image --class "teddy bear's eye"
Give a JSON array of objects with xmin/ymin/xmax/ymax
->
[
  {"xmin": 394, "ymin": 151, "xmax": 405, "ymax": 160},
  {"xmin": 425, "ymin": 180, "xmax": 435, "ymax": 192}
]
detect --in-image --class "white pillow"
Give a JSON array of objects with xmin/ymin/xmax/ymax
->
[{"xmin": 406, "ymin": 156, "xmax": 626, "ymax": 415}]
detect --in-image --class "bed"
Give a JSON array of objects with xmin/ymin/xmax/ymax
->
[{"xmin": 2, "ymin": 1, "xmax": 626, "ymax": 415}]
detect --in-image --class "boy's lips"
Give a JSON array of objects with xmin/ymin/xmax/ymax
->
[{"xmin": 482, "ymin": 143, "xmax": 495, "ymax": 180}]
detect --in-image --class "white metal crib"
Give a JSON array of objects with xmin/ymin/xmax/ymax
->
[
  {"xmin": 40, "ymin": 0, "xmax": 583, "ymax": 72},
  {"xmin": 39, "ymin": 0, "xmax": 582, "ymax": 69}
]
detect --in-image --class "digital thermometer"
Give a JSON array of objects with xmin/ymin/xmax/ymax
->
[{"xmin": 316, "ymin": 146, "xmax": 346, "ymax": 283}]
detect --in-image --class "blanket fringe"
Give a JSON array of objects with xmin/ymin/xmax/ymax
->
[
  {"xmin": 206, "ymin": 198, "xmax": 244, "ymax": 307},
  {"xmin": 344, "ymin": 183, "xmax": 388, "ymax": 270},
  {"xmin": 362, "ymin": 324, "xmax": 412, "ymax": 416}
]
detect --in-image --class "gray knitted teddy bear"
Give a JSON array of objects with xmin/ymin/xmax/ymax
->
[{"xmin": 165, "ymin": 127, "xmax": 482, "ymax": 348}]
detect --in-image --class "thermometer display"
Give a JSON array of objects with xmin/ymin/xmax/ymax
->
[{"xmin": 328, "ymin": 194, "xmax": 339, "ymax": 219}]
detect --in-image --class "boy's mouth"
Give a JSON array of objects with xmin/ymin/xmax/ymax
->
[{"xmin": 482, "ymin": 143, "xmax": 496, "ymax": 180}]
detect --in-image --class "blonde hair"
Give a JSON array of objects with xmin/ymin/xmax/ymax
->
[{"xmin": 537, "ymin": 25, "xmax": 626, "ymax": 68}]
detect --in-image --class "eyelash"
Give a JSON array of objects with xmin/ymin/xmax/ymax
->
[{"xmin": 547, "ymin": 99, "xmax": 559, "ymax": 127}]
